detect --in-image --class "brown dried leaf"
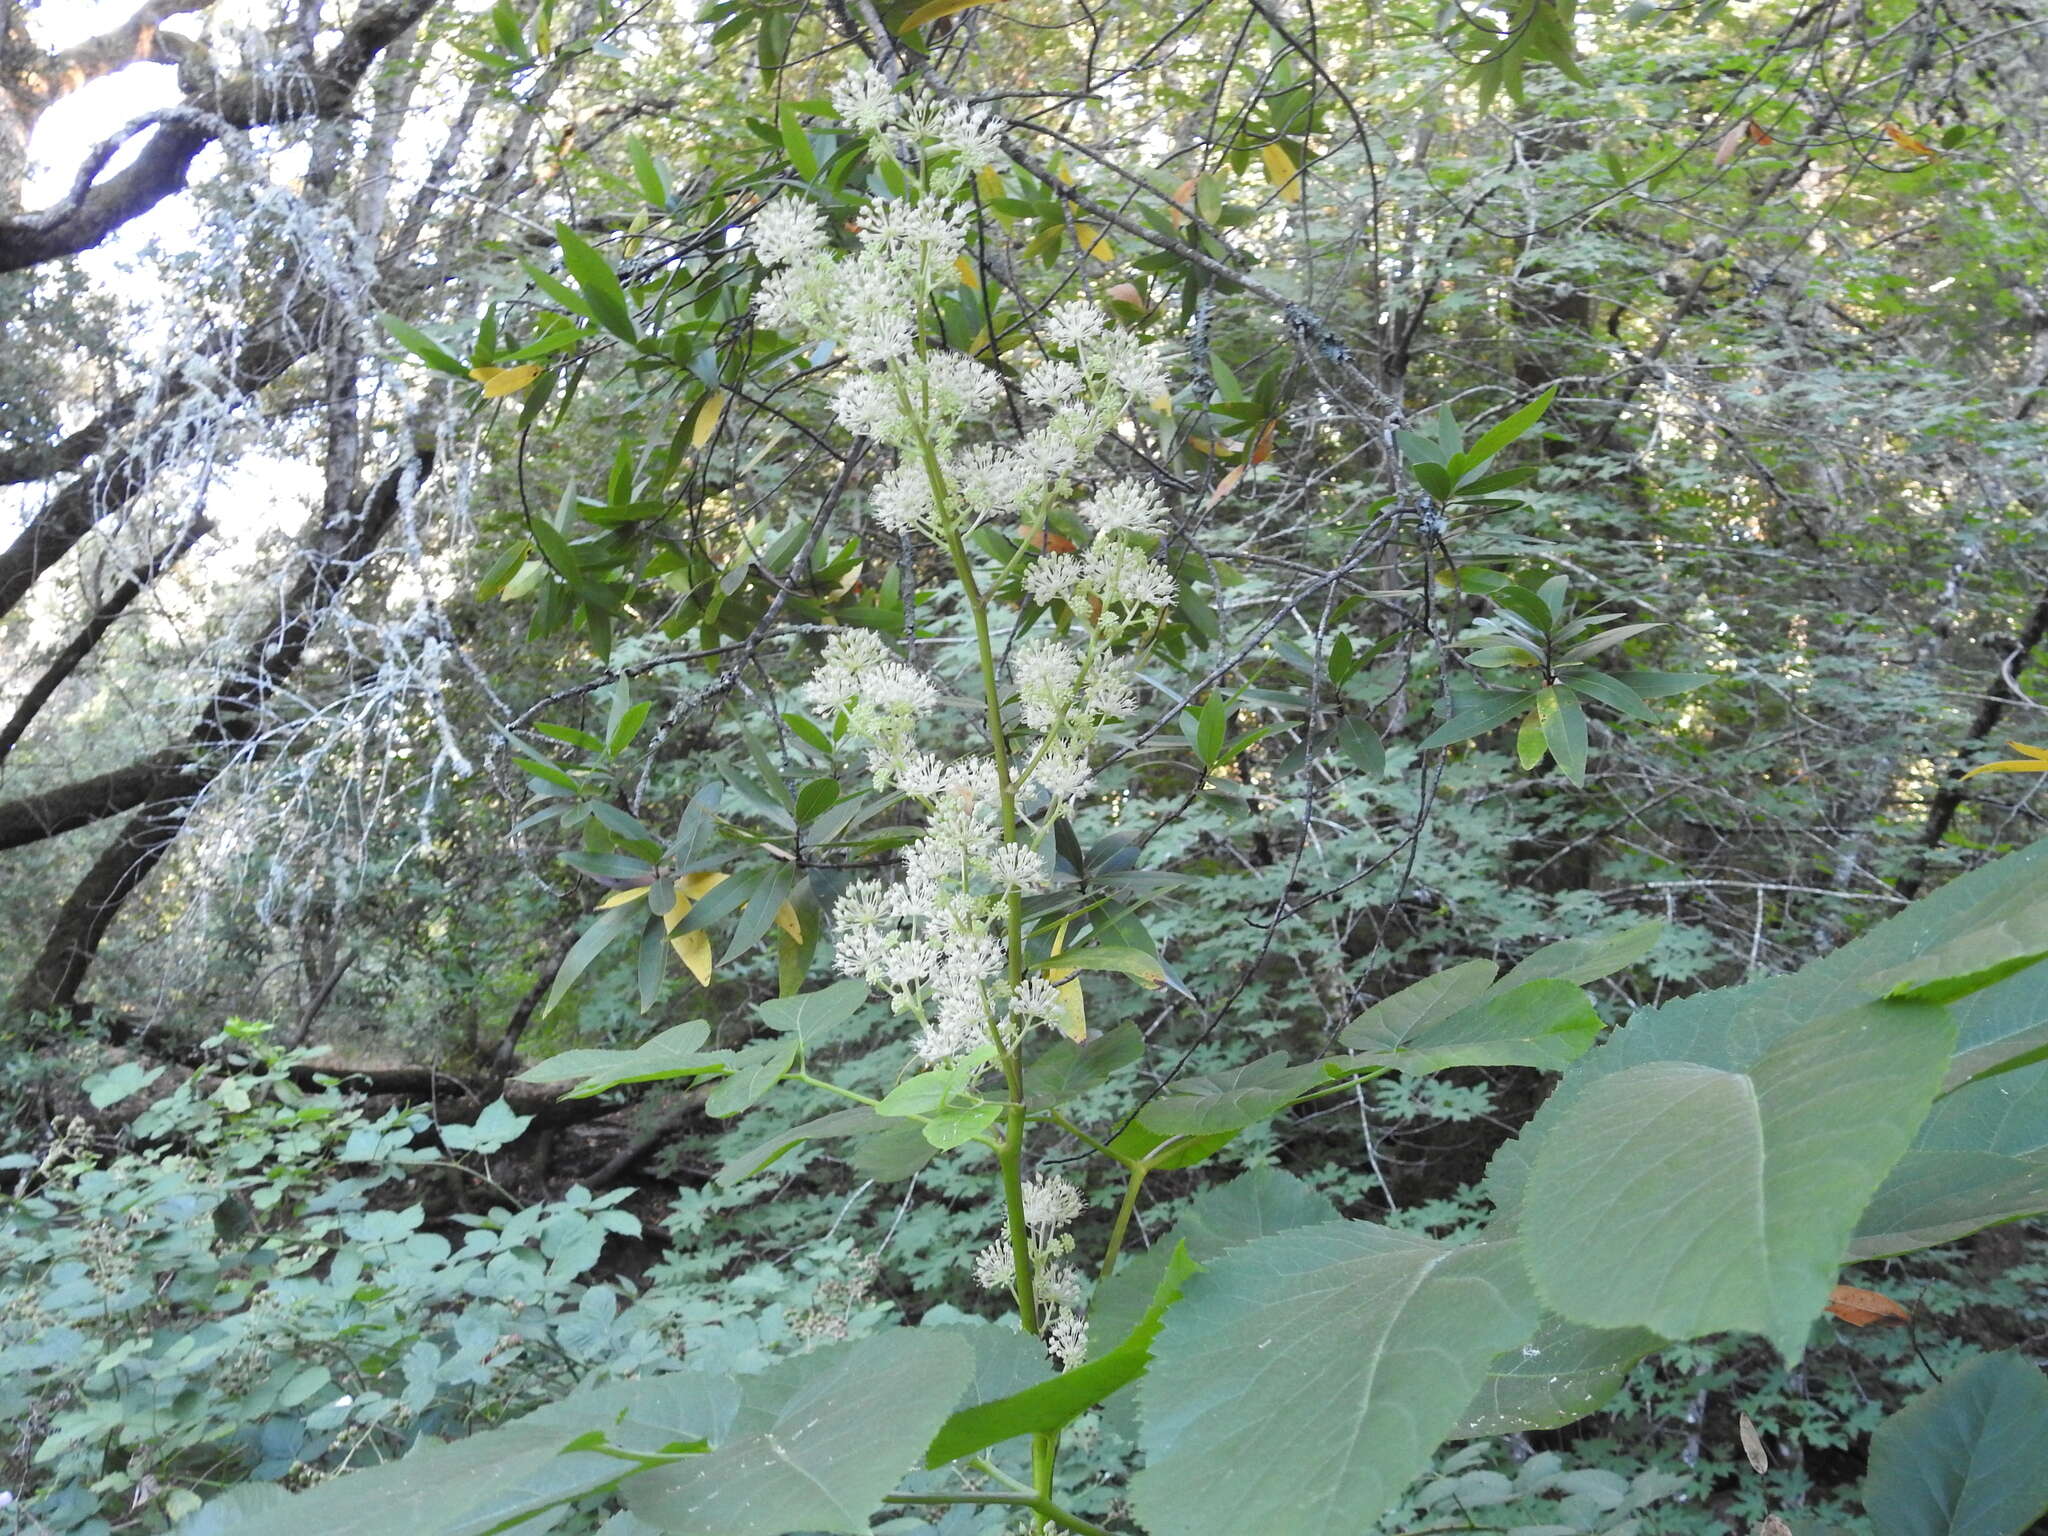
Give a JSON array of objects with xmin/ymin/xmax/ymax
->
[{"xmin": 1824, "ymin": 1283, "xmax": 1911, "ymax": 1326}]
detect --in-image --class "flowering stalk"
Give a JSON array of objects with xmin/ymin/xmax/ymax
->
[{"xmin": 753, "ymin": 68, "xmax": 1181, "ymax": 1516}]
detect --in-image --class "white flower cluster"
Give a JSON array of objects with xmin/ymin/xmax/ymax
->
[
  {"xmin": 828, "ymin": 765, "xmax": 1057, "ymax": 1066},
  {"xmin": 801, "ymin": 630, "xmax": 936, "ymax": 772},
  {"xmin": 829, "ymin": 65, "xmax": 1008, "ymax": 182},
  {"xmin": 974, "ymin": 1175, "xmax": 1090, "ymax": 1370}
]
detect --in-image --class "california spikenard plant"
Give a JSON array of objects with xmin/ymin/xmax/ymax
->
[{"xmin": 199, "ymin": 65, "xmax": 2048, "ymax": 1536}]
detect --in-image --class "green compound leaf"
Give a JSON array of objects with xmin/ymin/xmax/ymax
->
[
  {"xmin": 622, "ymin": 1329, "xmax": 971, "ymax": 1536},
  {"xmin": 1131, "ymin": 1225, "xmax": 1539, "ymax": 1536},
  {"xmin": 1864, "ymin": 1351, "xmax": 2048, "ymax": 1536},
  {"xmin": 1521, "ymin": 999, "xmax": 1953, "ymax": 1359}
]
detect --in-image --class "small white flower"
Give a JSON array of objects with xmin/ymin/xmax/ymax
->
[
  {"xmin": 833, "ymin": 878, "xmax": 893, "ymax": 929},
  {"xmin": 832, "ymin": 65, "xmax": 901, "ymax": 134},
  {"xmin": 931, "ymin": 101, "xmax": 1007, "ymax": 172},
  {"xmin": 1084, "ymin": 667, "xmax": 1139, "ymax": 720},
  {"xmin": 1008, "ymin": 977, "xmax": 1064, "ymax": 1024},
  {"xmin": 832, "ymin": 374, "xmax": 909, "ymax": 445},
  {"xmin": 1080, "ymin": 480, "xmax": 1170, "ymax": 539},
  {"xmin": 1044, "ymin": 300, "xmax": 1107, "ymax": 349},
  {"xmin": 869, "ymin": 460, "xmax": 937, "ymax": 534},
  {"xmin": 1022, "ymin": 361, "xmax": 1085, "ymax": 407},
  {"xmin": 982, "ymin": 842, "xmax": 1046, "ymax": 891},
  {"xmin": 1028, "ymin": 750, "xmax": 1094, "ymax": 804},
  {"xmin": 834, "ymin": 925, "xmax": 894, "ymax": 981},
  {"xmin": 973, "ymin": 1241, "xmax": 1014, "ymax": 1291},
  {"xmin": 886, "ymin": 939, "xmax": 940, "ymax": 987},
  {"xmin": 897, "ymin": 751, "xmax": 950, "ymax": 797},
  {"xmin": 1012, "ymin": 636, "xmax": 1080, "ymax": 729},
  {"xmin": 751, "ymin": 198, "xmax": 828, "ymax": 268},
  {"xmin": 1023, "ymin": 552, "xmax": 1084, "ymax": 609},
  {"xmin": 1022, "ymin": 1174, "xmax": 1084, "ymax": 1232},
  {"xmin": 1047, "ymin": 1309, "xmax": 1088, "ymax": 1371}
]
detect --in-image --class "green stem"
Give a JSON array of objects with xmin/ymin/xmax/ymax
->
[
  {"xmin": 1097, "ymin": 1160, "xmax": 1149, "ymax": 1285},
  {"xmin": 1032, "ymin": 1428, "xmax": 1060, "ymax": 1534},
  {"xmin": 883, "ymin": 1490, "xmax": 1113, "ymax": 1536},
  {"xmin": 791, "ymin": 1072, "xmax": 882, "ymax": 1108}
]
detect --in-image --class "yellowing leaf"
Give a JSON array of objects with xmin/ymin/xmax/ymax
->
[
  {"xmin": 1074, "ymin": 224, "xmax": 1114, "ymax": 260},
  {"xmin": 1249, "ymin": 419, "xmax": 1279, "ymax": 466},
  {"xmin": 690, "ymin": 390, "xmax": 726, "ymax": 448},
  {"xmin": 1261, "ymin": 142, "xmax": 1302, "ymax": 202},
  {"xmin": 773, "ymin": 899, "xmax": 803, "ymax": 945},
  {"xmin": 1044, "ymin": 921, "xmax": 1087, "ymax": 1041},
  {"xmin": 1203, "ymin": 462, "xmax": 1246, "ymax": 510},
  {"xmin": 1961, "ymin": 741, "xmax": 2048, "ymax": 779},
  {"xmin": 1824, "ymin": 1283, "xmax": 1910, "ymax": 1326},
  {"xmin": 680, "ymin": 871, "xmax": 728, "ymax": 900},
  {"xmin": 1883, "ymin": 123, "xmax": 1941, "ymax": 157},
  {"xmin": 898, "ymin": 0, "xmax": 989, "ymax": 32},
  {"xmin": 671, "ymin": 929, "xmax": 713, "ymax": 986},
  {"xmin": 471, "ymin": 363, "xmax": 543, "ymax": 397},
  {"xmin": 953, "ymin": 255, "xmax": 981, "ymax": 289},
  {"xmin": 597, "ymin": 886, "xmax": 649, "ymax": 910}
]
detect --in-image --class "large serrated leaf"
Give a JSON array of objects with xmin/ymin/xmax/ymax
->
[
  {"xmin": 621, "ymin": 1330, "xmax": 971, "ymax": 1536},
  {"xmin": 1451, "ymin": 1311, "xmax": 1664, "ymax": 1438},
  {"xmin": 1849, "ymin": 1059, "xmax": 2048, "ymax": 1258},
  {"xmin": 205, "ymin": 1377, "xmax": 728, "ymax": 1536},
  {"xmin": 1863, "ymin": 1351, "xmax": 2048, "ymax": 1536},
  {"xmin": 1341, "ymin": 978, "xmax": 1602, "ymax": 1073},
  {"xmin": 1131, "ymin": 1225, "xmax": 1539, "ymax": 1536},
  {"xmin": 1520, "ymin": 1000, "xmax": 1953, "ymax": 1359}
]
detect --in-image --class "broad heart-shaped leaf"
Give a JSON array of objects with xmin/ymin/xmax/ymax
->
[
  {"xmin": 918, "ymin": 1319, "xmax": 1054, "ymax": 1459},
  {"xmin": 1521, "ymin": 999, "xmax": 1953, "ymax": 1359},
  {"xmin": 1450, "ymin": 1311, "xmax": 1665, "ymax": 1438},
  {"xmin": 1487, "ymin": 839, "xmax": 2048, "ymax": 1228},
  {"xmin": 519, "ymin": 1021, "xmax": 729, "ymax": 1098},
  {"xmin": 622, "ymin": 1329, "xmax": 971, "ymax": 1536},
  {"xmin": 922, "ymin": 1243, "xmax": 1199, "ymax": 1466},
  {"xmin": 205, "ymin": 1376, "xmax": 730, "ymax": 1536},
  {"xmin": 1340, "ymin": 979, "xmax": 1602, "ymax": 1073},
  {"xmin": 1135, "ymin": 1051, "xmax": 1324, "ymax": 1136},
  {"xmin": 1089, "ymin": 1168, "xmax": 1339, "ymax": 1354},
  {"xmin": 1863, "ymin": 1351, "xmax": 2048, "ymax": 1536},
  {"xmin": 1849, "ymin": 1059, "xmax": 2048, "ymax": 1258},
  {"xmin": 1131, "ymin": 1225, "xmax": 1539, "ymax": 1536}
]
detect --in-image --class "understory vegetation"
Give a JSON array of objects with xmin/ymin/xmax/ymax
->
[{"xmin": 2, "ymin": 0, "xmax": 2047, "ymax": 1533}]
